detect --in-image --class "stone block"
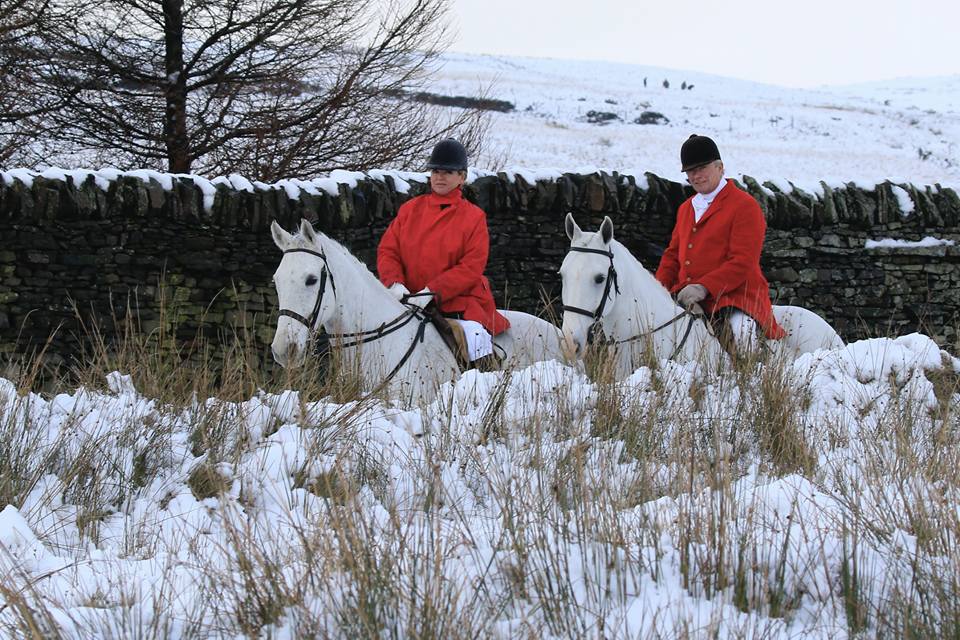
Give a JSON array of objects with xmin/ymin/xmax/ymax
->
[{"xmin": 767, "ymin": 267, "xmax": 799, "ymax": 282}]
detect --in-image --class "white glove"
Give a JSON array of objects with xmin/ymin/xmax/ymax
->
[
  {"xmin": 676, "ymin": 283, "xmax": 708, "ymax": 309},
  {"xmin": 387, "ymin": 282, "xmax": 410, "ymax": 301},
  {"xmin": 406, "ymin": 287, "xmax": 434, "ymax": 309}
]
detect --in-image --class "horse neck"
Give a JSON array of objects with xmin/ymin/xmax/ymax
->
[
  {"xmin": 606, "ymin": 241, "xmax": 685, "ymax": 334},
  {"xmin": 311, "ymin": 237, "xmax": 457, "ymax": 390},
  {"xmin": 316, "ymin": 240, "xmax": 408, "ymax": 336}
]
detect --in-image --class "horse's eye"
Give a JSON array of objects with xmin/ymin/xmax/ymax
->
[
  {"xmin": 594, "ymin": 274, "xmax": 605, "ymax": 284},
  {"xmin": 306, "ymin": 275, "xmax": 318, "ymax": 286}
]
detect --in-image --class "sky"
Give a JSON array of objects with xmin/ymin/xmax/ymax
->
[{"xmin": 448, "ymin": 0, "xmax": 960, "ymax": 88}]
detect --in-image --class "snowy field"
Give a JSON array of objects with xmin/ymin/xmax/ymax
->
[
  {"xmin": 430, "ymin": 53, "xmax": 960, "ymax": 192},
  {"xmin": 1, "ymin": 54, "xmax": 960, "ymax": 638},
  {"xmin": 1, "ymin": 336, "xmax": 958, "ymax": 637}
]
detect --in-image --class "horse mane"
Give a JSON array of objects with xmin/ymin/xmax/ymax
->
[
  {"xmin": 609, "ymin": 239, "xmax": 674, "ymax": 300},
  {"xmin": 291, "ymin": 228, "xmax": 389, "ymax": 293}
]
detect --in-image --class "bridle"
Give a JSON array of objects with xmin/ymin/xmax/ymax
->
[
  {"xmin": 561, "ymin": 245, "xmax": 706, "ymax": 359},
  {"xmin": 276, "ymin": 247, "xmax": 432, "ymax": 381},
  {"xmin": 560, "ymin": 246, "xmax": 620, "ymax": 345},
  {"xmin": 277, "ymin": 248, "xmax": 337, "ymax": 330}
]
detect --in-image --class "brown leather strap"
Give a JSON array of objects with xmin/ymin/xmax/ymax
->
[{"xmin": 423, "ymin": 304, "xmax": 470, "ymax": 370}]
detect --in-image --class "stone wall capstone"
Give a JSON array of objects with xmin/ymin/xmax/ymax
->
[{"xmin": 1, "ymin": 170, "xmax": 958, "ymax": 373}]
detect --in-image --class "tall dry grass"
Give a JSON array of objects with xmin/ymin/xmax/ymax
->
[{"xmin": 0, "ymin": 302, "xmax": 958, "ymax": 638}]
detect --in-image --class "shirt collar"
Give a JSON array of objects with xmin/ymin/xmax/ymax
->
[{"xmin": 693, "ymin": 177, "xmax": 728, "ymax": 206}]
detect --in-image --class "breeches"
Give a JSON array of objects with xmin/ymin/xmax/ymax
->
[
  {"xmin": 709, "ymin": 308, "xmax": 761, "ymax": 354},
  {"xmin": 452, "ymin": 319, "xmax": 493, "ymax": 361},
  {"xmin": 727, "ymin": 310, "xmax": 760, "ymax": 351}
]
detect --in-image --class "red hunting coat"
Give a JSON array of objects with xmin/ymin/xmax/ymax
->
[
  {"xmin": 377, "ymin": 188, "xmax": 510, "ymax": 335},
  {"xmin": 655, "ymin": 180, "xmax": 785, "ymax": 339}
]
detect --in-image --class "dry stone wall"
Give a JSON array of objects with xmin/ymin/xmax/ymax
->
[{"xmin": 1, "ymin": 170, "xmax": 958, "ymax": 372}]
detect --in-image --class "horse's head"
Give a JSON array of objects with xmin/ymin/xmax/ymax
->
[
  {"xmin": 270, "ymin": 219, "xmax": 337, "ymax": 368},
  {"xmin": 559, "ymin": 213, "xmax": 619, "ymax": 357}
]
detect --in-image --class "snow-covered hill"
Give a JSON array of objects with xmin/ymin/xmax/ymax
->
[{"xmin": 428, "ymin": 53, "xmax": 960, "ymax": 190}]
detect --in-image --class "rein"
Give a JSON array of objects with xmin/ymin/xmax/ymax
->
[
  {"xmin": 608, "ymin": 310, "xmax": 706, "ymax": 361},
  {"xmin": 561, "ymin": 245, "xmax": 709, "ymax": 360}
]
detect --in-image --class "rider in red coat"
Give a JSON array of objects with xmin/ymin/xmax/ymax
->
[
  {"xmin": 655, "ymin": 135, "xmax": 785, "ymax": 352},
  {"xmin": 378, "ymin": 139, "xmax": 509, "ymax": 365}
]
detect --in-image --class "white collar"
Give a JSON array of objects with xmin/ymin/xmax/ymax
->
[
  {"xmin": 691, "ymin": 178, "xmax": 728, "ymax": 222},
  {"xmin": 693, "ymin": 177, "xmax": 728, "ymax": 206}
]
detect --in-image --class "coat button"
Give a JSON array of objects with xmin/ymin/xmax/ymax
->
[
  {"xmin": 684, "ymin": 260, "xmax": 690, "ymax": 265},
  {"xmin": 686, "ymin": 277, "xmax": 692, "ymax": 281},
  {"xmin": 692, "ymin": 227, "xmax": 697, "ymax": 232},
  {"xmin": 687, "ymin": 243, "xmax": 693, "ymax": 249}
]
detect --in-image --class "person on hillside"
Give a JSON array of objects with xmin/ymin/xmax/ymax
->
[
  {"xmin": 654, "ymin": 134, "xmax": 785, "ymax": 358},
  {"xmin": 377, "ymin": 138, "xmax": 509, "ymax": 370}
]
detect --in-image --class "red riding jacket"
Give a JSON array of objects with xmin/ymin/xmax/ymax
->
[
  {"xmin": 655, "ymin": 180, "xmax": 785, "ymax": 339},
  {"xmin": 377, "ymin": 188, "xmax": 510, "ymax": 335}
]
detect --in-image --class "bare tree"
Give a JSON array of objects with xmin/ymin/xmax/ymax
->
[
  {"xmin": 0, "ymin": 0, "xmax": 69, "ymax": 163},
  {"xmin": 21, "ymin": 0, "xmax": 484, "ymax": 179}
]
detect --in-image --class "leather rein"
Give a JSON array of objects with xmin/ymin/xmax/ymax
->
[
  {"xmin": 277, "ymin": 247, "xmax": 432, "ymax": 382},
  {"xmin": 560, "ymin": 246, "xmax": 705, "ymax": 360}
]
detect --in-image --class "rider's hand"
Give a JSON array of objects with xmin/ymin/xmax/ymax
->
[
  {"xmin": 405, "ymin": 287, "xmax": 434, "ymax": 309},
  {"xmin": 677, "ymin": 283, "xmax": 708, "ymax": 309},
  {"xmin": 388, "ymin": 282, "xmax": 410, "ymax": 301}
]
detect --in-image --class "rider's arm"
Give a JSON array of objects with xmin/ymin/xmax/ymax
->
[
  {"xmin": 697, "ymin": 199, "xmax": 766, "ymax": 297},
  {"xmin": 377, "ymin": 204, "xmax": 410, "ymax": 288}
]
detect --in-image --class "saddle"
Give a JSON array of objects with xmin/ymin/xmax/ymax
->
[
  {"xmin": 422, "ymin": 304, "xmax": 502, "ymax": 372},
  {"xmin": 422, "ymin": 304, "xmax": 471, "ymax": 370}
]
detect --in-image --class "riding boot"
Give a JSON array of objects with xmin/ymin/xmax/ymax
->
[{"xmin": 715, "ymin": 317, "xmax": 740, "ymax": 363}]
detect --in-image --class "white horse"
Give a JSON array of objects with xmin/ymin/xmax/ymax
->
[
  {"xmin": 559, "ymin": 214, "xmax": 844, "ymax": 378},
  {"xmin": 271, "ymin": 219, "xmax": 564, "ymax": 404}
]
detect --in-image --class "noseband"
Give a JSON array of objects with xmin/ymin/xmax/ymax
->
[
  {"xmin": 561, "ymin": 246, "xmax": 620, "ymax": 344},
  {"xmin": 277, "ymin": 248, "xmax": 337, "ymax": 331}
]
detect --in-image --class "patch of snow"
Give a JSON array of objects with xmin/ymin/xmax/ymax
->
[
  {"xmin": 890, "ymin": 184, "xmax": 915, "ymax": 215},
  {"xmin": 865, "ymin": 236, "xmax": 955, "ymax": 249}
]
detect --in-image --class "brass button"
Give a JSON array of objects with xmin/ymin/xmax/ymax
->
[
  {"xmin": 687, "ymin": 243, "xmax": 693, "ymax": 249},
  {"xmin": 686, "ymin": 277, "xmax": 692, "ymax": 281},
  {"xmin": 692, "ymin": 227, "xmax": 698, "ymax": 232},
  {"xmin": 684, "ymin": 260, "xmax": 690, "ymax": 265}
]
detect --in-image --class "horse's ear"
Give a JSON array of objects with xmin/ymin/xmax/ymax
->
[
  {"xmin": 564, "ymin": 212, "xmax": 581, "ymax": 241},
  {"xmin": 600, "ymin": 216, "xmax": 614, "ymax": 244},
  {"xmin": 299, "ymin": 218, "xmax": 318, "ymax": 244},
  {"xmin": 271, "ymin": 220, "xmax": 292, "ymax": 249}
]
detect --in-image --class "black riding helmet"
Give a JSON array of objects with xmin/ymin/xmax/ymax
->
[
  {"xmin": 426, "ymin": 138, "xmax": 468, "ymax": 172},
  {"xmin": 680, "ymin": 134, "xmax": 721, "ymax": 172}
]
